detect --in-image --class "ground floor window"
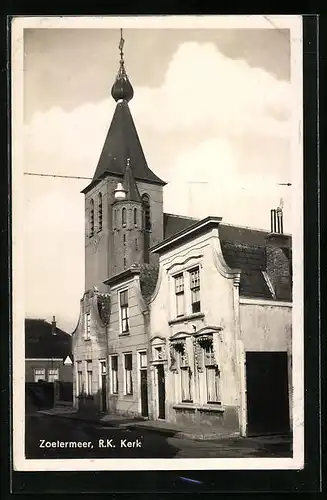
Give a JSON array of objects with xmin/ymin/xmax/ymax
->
[
  {"xmin": 173, "ymin": 341, "xmax": 193, "ymax": 403},
  {"xmin": 48, "ymin": 368, "xmax": 59, "ymax": 382},
  {"xmin": 204, "ymin": 342, "xmax": 221, "ymax": 404},
  {"xmin": 110, "ymin": 355, "xmax": 118, "ymax": 394},
  {"xmin": 124, "ymin": 353, "xmax": 133, "ymax": 395},
  {"xmin": 86, "ymin": 360, "xmax": 92, "ymax": 395},
  {"xmin": 34, "ymin": 368, "xmax": 45, "ymax": 382},
  {"xmin": 76, "ymin": 361, "xmax": 83, "ymax": 395}
]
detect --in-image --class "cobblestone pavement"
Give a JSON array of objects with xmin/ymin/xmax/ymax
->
[{"xmin": 25, "ymin": 414, "xmax": 292, "ymax": 459}]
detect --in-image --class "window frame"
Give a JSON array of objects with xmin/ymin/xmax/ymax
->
[
  {"xmin": 174, "ymin": 273, "xmax": 185, "ymax": 317},
  {"xmin": 202, "ymin": 341, "xmax": 221, "ymax": 405},
  {"xmin": 85, "ymin": 360, "xmax": 93, "ymax": 396},
  {"xmin": 47, "ymin": 368, "xmax": 59, "ymax": 382},
  {"xmin": 110, "ymin": 355, "xmax": 119, "ymax": 394},
  {"xmin": 84, "ymin": 312, "xmax": 91, "ymax": 340},
  {"xmin": 119, "ymin": 289, "xmax": 129, "ymax": 334},
  {"xmin": 123, "ymin": 353, "xmax": 133, "ymax": 396},
  {"xmin": 122, "ymin": 207, "xmax": 127, "ymax": 227},
  {"xmin": 189, "ymin": 267, "xmax": 201, "ymax": 314},
  {"xmin": 34, "ymin": 368, "xmax": 46, "ymax": 382}
]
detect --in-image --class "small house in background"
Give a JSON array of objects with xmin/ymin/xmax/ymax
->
[{"xmin": 25, "ymin": 316, "xmax": 73, "ymax": 383}]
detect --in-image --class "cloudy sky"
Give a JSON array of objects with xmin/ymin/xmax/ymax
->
[{"xmin": 22, "ymin": 20, "xmax": 298, "ymax": 332}]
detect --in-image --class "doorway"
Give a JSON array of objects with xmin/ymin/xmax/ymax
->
[
  {"xmin": 156, "ymin": 364, "xmax": 166, "ymax": 420},
  {"xmin": 246, "ymin": 351, "xmax": 290, "ymax": 436},
  {"xmin": 140, "ymin": 370, "xmax": 149, "ymax": 417}
]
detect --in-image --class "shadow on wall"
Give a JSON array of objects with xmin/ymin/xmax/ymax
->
[
  {"xmin": 26, "ymin": 381, "xmax": 73, "ymax": 412},
  {"xmin": 76, "ymin": 390, "xmax": 146, "ymax": 422}
]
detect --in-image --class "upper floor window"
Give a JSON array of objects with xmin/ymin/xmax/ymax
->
[
  {"xmin": 34, "ymin": 368, "xmax": 45, "ymax": 383},
  {"xmin": 122, "ymin": 207, "xmax": 127, "ymax": 227},
  {"xmin": 133, "ymin": 207, "xmax": 137, "ymax": 226},
  {"xmin": 98, "ymin": 192, "xmax": 103, "ymax": 232},
  {"xmin": 84, "ymin": 312, "xmax": 91, "ymax": 340},
  {"xmin": 119, "ymin": 290, "xmax": 129, "ymax": 333},
  {"xmin": 190, "ymin": 267, "xmax": 201, "ymax": 313},
  {"xmin": 142, "ymin": 194, "xmax": 151, "ymax": 231},
  {"xmin": 89, "ymin": 199, "xmax": 94, "ymax": 237},
  {"xmin": 174, "ymin": 274, "xmax": 185, "ymax": 317},
  {"xmin": 114, "ymin": 209, "xmax": 117, "ymax": 227},
  {"xmin": 48, "ymin": 368, "xmax": 59, "ymax": 382}
]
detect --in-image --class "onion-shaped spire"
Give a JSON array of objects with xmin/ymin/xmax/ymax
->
[{"xmin": 111, "ymin": 28, "xmax": 134, "ymax": 103}]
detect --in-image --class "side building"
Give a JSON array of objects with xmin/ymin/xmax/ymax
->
[{"xmin": 25, "ymin": 316, "xmax": 73, "ymax": 383}]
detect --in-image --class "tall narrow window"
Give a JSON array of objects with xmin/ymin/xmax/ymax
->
[
  {"xmin": 177, "ymin": 343, "xmax": 192, "ymax": 402},
  {"xmin": 86, "ymin": 360, "xmax": 93, "ymax": 396},
  {"xmin": 122, "ymin": 207, "xmax": 127, "ymax": 227},
  {"xmin": 174, "ymin": 274, "xmax": 185, "ymax": 317},
  {"xmin": 119, "ymin": 290, "xmax": 129, "ymax": 333},
  {"xmin": 76, "ymin": 361, "xmax": 83, "ymax": 396},
  {"xmin": 133, "ymin": 207, "xmax": 137, "ymax": 226},
  {"xmin": 190, "ymin": 267, "xmax": 201, "ymax": 313},
  {"xmin": 90, "ymin": 199, "xmax": 94, "ymax": 237},
  {"xmin": 124, "ymin": 353, "xmax": 133, "ymax": 395},
  {"xmin": 84, "ymin": 312, "xmax": 91, "ymax": 340},
  {"xmin": 98, "ymin": 192, "xmax": 103, "ymax": 232},
  {"xmin": 110, "ymin": 355, "xmax": 118, "ymax": 394},
  {"xmin": 142, "ymin": 194, "xmax": 151, "ymax": 263},
  {"xmin": 123, "ymin": 234, "xmax": 126, "ymax": 245},
  {"xmin": 204, "ymin": 342, "xmax": 220, "ymax": 404},
  {"xmin": 114, "ymin": 209, "xmax": 117, "ymax": 227}
]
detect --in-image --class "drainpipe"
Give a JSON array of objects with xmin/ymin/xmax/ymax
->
[{"xmin": 233, "ymin": 274, "xmax": 246, "ymax": 437}]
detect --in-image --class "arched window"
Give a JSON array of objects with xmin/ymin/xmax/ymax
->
[
  {"xmin": 142, "ymin": 194, "xmax": 151, "ymax": 263},
  {"xmin": 122, "ymin": 207, "xmax": 127, "ymax": 227},
  {"xmin": 142, "ymin": 194, "xmax": 151, "ymax": 231},
  {"xmin": 98, "ymin": 192, "xmax": 103, "ymax": 232},
  {"xmin": 133, "ymin": 207, "xmax": 137, "ymax": 226},
  {"xmin": 90, "ymin": 199, "xmax": 94, "ymax": 237}
]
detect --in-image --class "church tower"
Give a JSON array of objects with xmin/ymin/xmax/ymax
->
[{"xmin": 81, "ymin": 30, "xmax": 166, "ymax": 292}]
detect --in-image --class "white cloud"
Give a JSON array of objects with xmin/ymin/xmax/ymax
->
[
  {"xmin": 132, "ymin": 42, "xmax": 291, "ymax": 137},
  {"xmin": 23, "ymin": 41, "xmax": 293, "ymax": 329}
]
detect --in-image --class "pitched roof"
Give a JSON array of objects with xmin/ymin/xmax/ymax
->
[
  {"xmin": 25, "ymin": 319, "xmax": 72, "ymax": 359},
  {"xmin": 82, "ymin": 101, "xmax": 165, "ymax": 193},
  {"xmin": 163, "ymin": 213, "xmax": 200, "ymax": 240},
  {"xmin": 123, "ymin": 159, "xmax": 142, "ymax": 203}
]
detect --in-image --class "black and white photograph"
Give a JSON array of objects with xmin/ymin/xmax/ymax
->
[{"xmin": 12, "ymin": 15, "xmax": 303, "ymax": 471}]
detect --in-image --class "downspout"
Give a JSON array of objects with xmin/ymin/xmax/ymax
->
[{"xmin": 233, "ymin": 273, "xmax": 246, "ymax": 437}]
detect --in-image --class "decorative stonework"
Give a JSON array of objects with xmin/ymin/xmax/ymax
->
[{"xmin": 96, "ymin": 294, "xmax": 111, "ymax": 325}]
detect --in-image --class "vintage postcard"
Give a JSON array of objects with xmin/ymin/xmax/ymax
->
[{"xmin": 12, "ymin": 15, "xmax": 304, "ymax": 472}]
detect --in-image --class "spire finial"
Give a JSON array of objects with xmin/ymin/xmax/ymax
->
[
  {"xmin": 111, "ymin": 28, "xmax": 134, "ymax": 103},
  {"xmin": 119, "ymin": 28, "xmax": 125, "ymax": 66}
]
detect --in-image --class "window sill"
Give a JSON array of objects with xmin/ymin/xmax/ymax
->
[
  {"xmin": 84, "ymin": 338, "xmax": 91, "ymax": 341},
  {"xmin": 118, "ymin": 332, "xmax": 130, "ymax": 337},
  {"xmin": 168, "ymin": 312, "xmax": 205, "ymax": 325},
  {"xmin": 173, "ymin": 403, "xmax": 197, "ymax": 412},
  {"xmin": 173, "ymin": 403, "xmax": 224, "ymax": 413}
]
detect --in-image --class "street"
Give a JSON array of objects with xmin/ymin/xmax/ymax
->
[{"xmin": 25, "ymin": 414, "xmax": 292, "ymax": 459}]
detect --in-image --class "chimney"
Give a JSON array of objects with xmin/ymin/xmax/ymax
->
[
  {"xmin": 51, "ymin": 315, "xmax": 57, "ymax": 336},
  {"xmin": 265, "ymin": 206, "xmax": 292, "ymax": 301}
]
